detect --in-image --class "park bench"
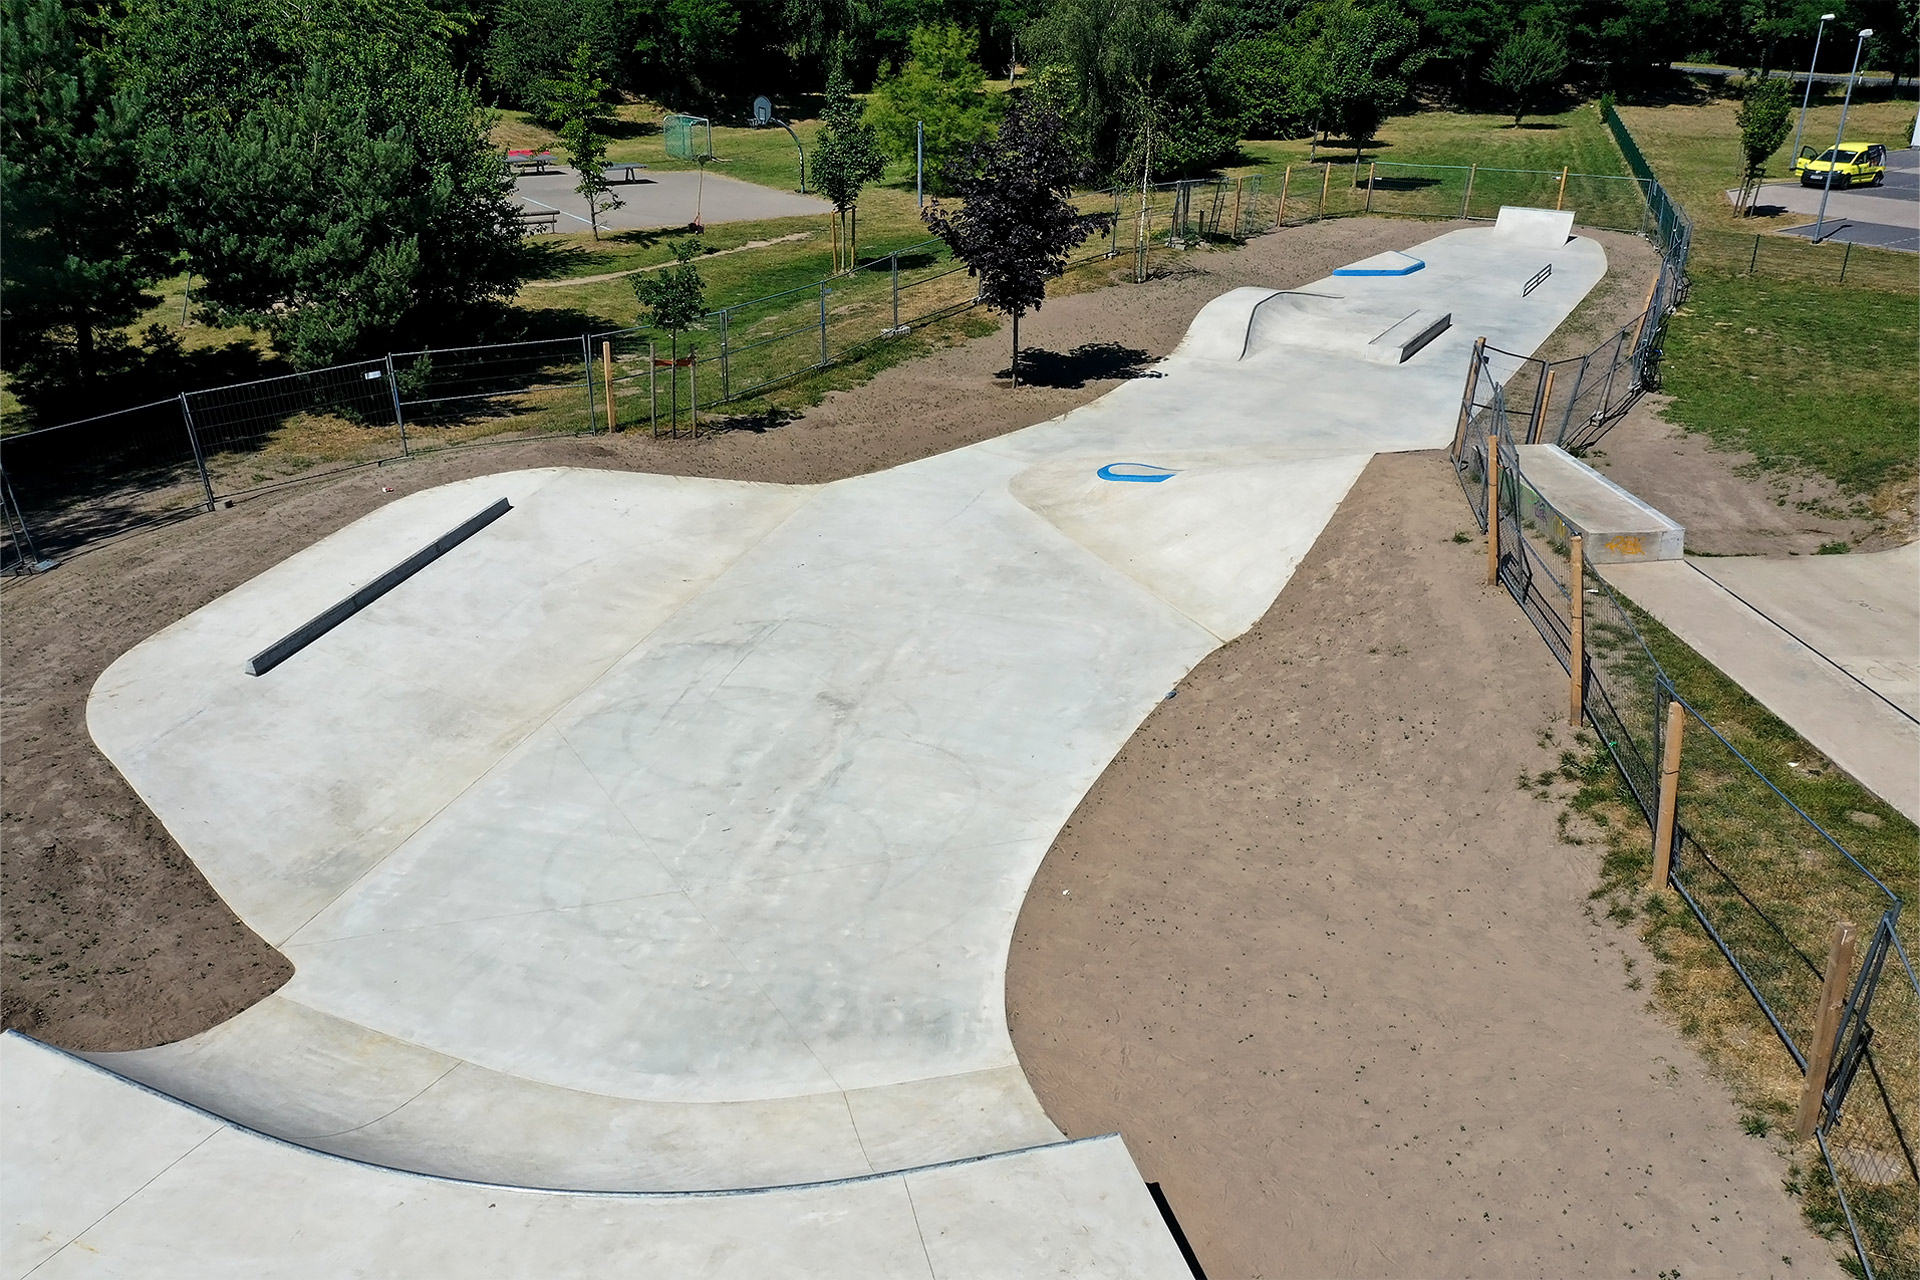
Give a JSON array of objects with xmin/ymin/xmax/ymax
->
[
  {"xmin": 504, "ymin": 150, "xmax": 558, "ymax": 175},
  {"xmin": 514, "ymin": 209, "xmax": 560, "ymax": 235}
]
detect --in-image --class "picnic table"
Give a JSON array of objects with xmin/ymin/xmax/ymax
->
[
  {"xmin": 504, "ymin": 150, "xmax": 557, "ymax": 174},
  {"xmin": 513, "ymin": 208, "xmax": 560, "ymax": 234}
]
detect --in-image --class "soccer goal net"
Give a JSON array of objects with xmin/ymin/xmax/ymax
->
[{"xmin": 664, "ymin": 114, "xmax": 712, "ymax": 160}]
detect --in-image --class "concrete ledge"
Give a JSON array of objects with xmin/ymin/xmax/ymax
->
[
  {"xmin": 1365, "ymin": 308, "xmax": 1451, "ymax": 363},
  {"xmin": 1513, "ymin": 443, "xmax": 1683, "ymax": 562},
  {"xmin": 246, "ymin": 498, "xmax": 511, "ymax": 676},
  {"xmin": 1494, "ymin": 205, "xmax": 1575, "ymax": 248},
  {"xmin": 1333, "ymin": 249, "xmax": 1426, "ymax": 276}
]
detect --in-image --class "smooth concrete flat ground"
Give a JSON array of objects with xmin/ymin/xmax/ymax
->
[
  {"xmin": 515, "ymin": 166, "xmax": 828, "ymax": 232},
  {"xmin": 80, "ymin": 227, "xmax": 1608, "ymax": 1199},
  {"xmin": 1007, "ymin": 450, "xmax": 1833, "ymax": 1279},
  {"xmin": 1601, "ymin": 553, "xmax": 1920, "ymax": 822},
  {"xmin": 2, "ymin": 217, "xmax": 1437, "ymax": 1055},
  {"xmin": 4, "ymin": 1036, "xmax": 1189, "ymax": 1280}
]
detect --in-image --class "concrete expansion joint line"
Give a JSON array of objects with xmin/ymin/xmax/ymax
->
[
  {"xmin": 901, "ymin": 1178, "xmax": 939, "ymax": 1279},
  {"xmin": 304, "ymin": 1060, "xmax": 462, "ymax": 1141},
  {"xmin": 271, "ymin": 488, "xmax": 830, "ymax": 947},
  {"xmin": 22, "ymin": 1126, "xmax": 223, "ymax": 1278},
  {"xmin": 1686, "ymin": 560, "xmax": 1919, "ymax": 727}
]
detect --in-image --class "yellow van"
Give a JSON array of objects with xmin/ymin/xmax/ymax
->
[{"xmin": 1793, "ymin": 142, "xmax": 1888, "ymax": 187}]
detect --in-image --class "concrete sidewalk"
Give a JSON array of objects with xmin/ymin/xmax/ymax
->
[{"xmin": 1601, "ymin": 548, "xmax": 1920, "ymax": 822}]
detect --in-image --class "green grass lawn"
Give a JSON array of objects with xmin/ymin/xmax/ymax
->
[
  {"xmin": 1617, "ymin": 96, "xmax": 1916, "ymax": 235},
  {"xmin": 1661, "ymin": 275, "xmax": 1918, "ymax": 497}
]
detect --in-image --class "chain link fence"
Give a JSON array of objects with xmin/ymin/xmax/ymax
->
[
  {"xmin": 2, "ymin": 152, "xmax": 1686, "ymax": 572},
  {"xmin": 1453, "ymin": 341, "xmax": 1918, "ymax": 1280}
]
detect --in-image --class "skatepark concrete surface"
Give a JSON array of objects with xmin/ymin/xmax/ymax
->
[
  {"xmin": 516, "ymin": 166, "xmax": 829, "ymax": 232},
  {"xmin": 1602, "ymin": 544, "xmax": 1920, "ymax": 821},
  {"xmin": 12, "ymin": 223, "xmax": 1606, "ymax": 1274},
  {"xmin": 3, "ymin": 1034, "xmax": 1188, "ymax": 1279}
]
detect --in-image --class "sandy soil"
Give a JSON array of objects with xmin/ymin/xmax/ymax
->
[
  {"xmin": 1584, "ymin": 393, "xmax": 1914, "ymax": 555},
  {"xmin": 1005, "ymin": 451, "xmax": 1828, "ymax": 1278},
  {"xmin": 1, "ymin": 216, "xmax": 1426, "ymax": 1049}
]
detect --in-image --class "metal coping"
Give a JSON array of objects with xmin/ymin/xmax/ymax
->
[{"xmin": 244, "ymin": 497, "xmax": 511, "ymax": 677}]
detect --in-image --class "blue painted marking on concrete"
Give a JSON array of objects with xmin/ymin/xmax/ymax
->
[
  {"xmin": 1097, "ymin": 463, "xmax": 1178, "ymax": 483},
  {"xmin": 1332, "ymin": 252, "xmax": 1426, "ymax": 277}
]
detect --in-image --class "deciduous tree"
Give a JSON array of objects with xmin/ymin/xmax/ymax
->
[
  {"xmin": 546, "ymin": 42, "xmax": 624, "ymax": 239},
  {"xmin": 1735, "ymin": 76, "xmax": 1794, "ymax": 212},
  {"xmin": 812, "ymin": 60, "xmax": 887, "ymax": 270},
  {"xmin": 864, "ymin": 23, "xmax": 1000, "ymax": 194},
  {"xmin": 922, "ymin": 98, "xmax": 1107, "ymax": 386},
  {"xmin": 1484, "ymin": 25, "xmax": 1568, "ymax": 125}
]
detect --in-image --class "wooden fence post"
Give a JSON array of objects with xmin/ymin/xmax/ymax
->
[
  {"xmin": 1652, "ymin": 698, "xmax": 1684, "ymax": 889},
  {"xmin": 1365, "ymin": 161, "xmax": 1377, "ymax": 212},
  {"xmin": 1450, "ymin": 337, "xmax": 1487, "ymax": 458},
  {"xmin": 1462, "ymin": 164, "xmax": 1476, "ymax": 219},
  {"xmin": 1278, "ymin": 165, "xmax": 1292, "ymax": 227},
  {"xmin": 1485, "ymin": 433, "xmax": 1501, "ymax": 586},
  {"xmin": 1569, "ymin": 534, "xmax": 1585, "ymax": 725},
  {"xmin": 1628, "ymin": 273, "xmax": 1661, "ymax": 358},
  {"xmin": 1318, "ymin": 162, "xmax": 1332, "ymax": 220},
  {"xmin": 601, "ymin": 340, "xmax": 616, "ymax": 432},
  {"xmin": 1794, "ymin": 920, "xmax": 1858, "ymax": 1141},
  {"xmin": 1528, "ymin": 368, "xmax": 1556, "ymax": 444},
  {"xmin": 1556, "ymin": 165, "xmax": 1569, "ymax": 210}
]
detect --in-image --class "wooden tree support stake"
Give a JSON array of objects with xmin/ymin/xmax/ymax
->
[
  {"xmin": 602, "ymin": 341, "xmax": 616, "ymax": 431},
  {"xmin": 1795, "ymin": 920, "xmax": 1858, "ymax": 1141},
  {"xmin": 1569, "ymin": 534, "xmax": 1585, "ymax": 725},
  {"xmin": 1485, "ymin": 433, "xmax": 1501, "ymax": 586},
  {"xmin": 1278, "ymin": 165, "xmax": 1292, "ymax": 227},
  {"xmin": 1556, "ymin": 166, "xmax": 1569, "ymax": 210},
  {"xmin": 1652, "ymin": 698, "xmax": 1684, "ymax": 889},
  {"xmin": 1318, "ymin": 162, "xmax": 1332, "ymax": 220}
]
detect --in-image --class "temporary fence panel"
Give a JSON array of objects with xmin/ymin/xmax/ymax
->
[
  {"xmin": 0, "ymin": 398, "xmax": 211, "ymax": 557},
  {"xmin": 391, "ymin": 335, "xmax": 598, "ymax": 448},
  {"xmin": 181, "ymin": 359, "xmax": 406, "ymax": 496}
]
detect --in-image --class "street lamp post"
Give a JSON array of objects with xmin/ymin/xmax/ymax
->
[
  {"xmin": 1813, "ymin": 28, "xmax": 1874, "ymax": 244},
  {"xmin": 1791, "ymin": 13, "xmax": 1836, "ymax": 165}
]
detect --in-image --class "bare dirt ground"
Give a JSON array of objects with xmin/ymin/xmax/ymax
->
[
  {"xmin": 1585, "ymin": 393, "xmax": 1916, "ymax": 555},
  {"xmin": 2, "ymin": 216, "xmax": 1425, "ymax": 1050},
  {"xmin": 1005, "ymin": 450, "xmax": 1828, "ymax": 1278}
]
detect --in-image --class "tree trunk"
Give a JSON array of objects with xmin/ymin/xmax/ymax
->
[{"xmin": 1010, "ymin": 311, "xmax": 1019, "ymax": 387}]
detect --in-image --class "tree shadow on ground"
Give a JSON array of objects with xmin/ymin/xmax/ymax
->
[{"xmin": 1001, "ymin": 342, "xmax": 1161, "ymax": 389}]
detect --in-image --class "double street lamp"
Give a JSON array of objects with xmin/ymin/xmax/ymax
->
[
  {"xmin": 1790, "ymin": 13, "xmax": 1837, "ymax": 166},
  {"xmin": 1813, "ymin": 27, "xmax": 1875, "ymax": 244}
]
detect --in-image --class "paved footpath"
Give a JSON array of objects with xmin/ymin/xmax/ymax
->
[{"xmin": 1602, "ymin": 543, "xmax": 1919, "ymax": 821}]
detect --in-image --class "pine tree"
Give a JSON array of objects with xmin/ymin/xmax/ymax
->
[{"xmin": 1, "ymin": 0, "xmax": 170, "ymax": 387}]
